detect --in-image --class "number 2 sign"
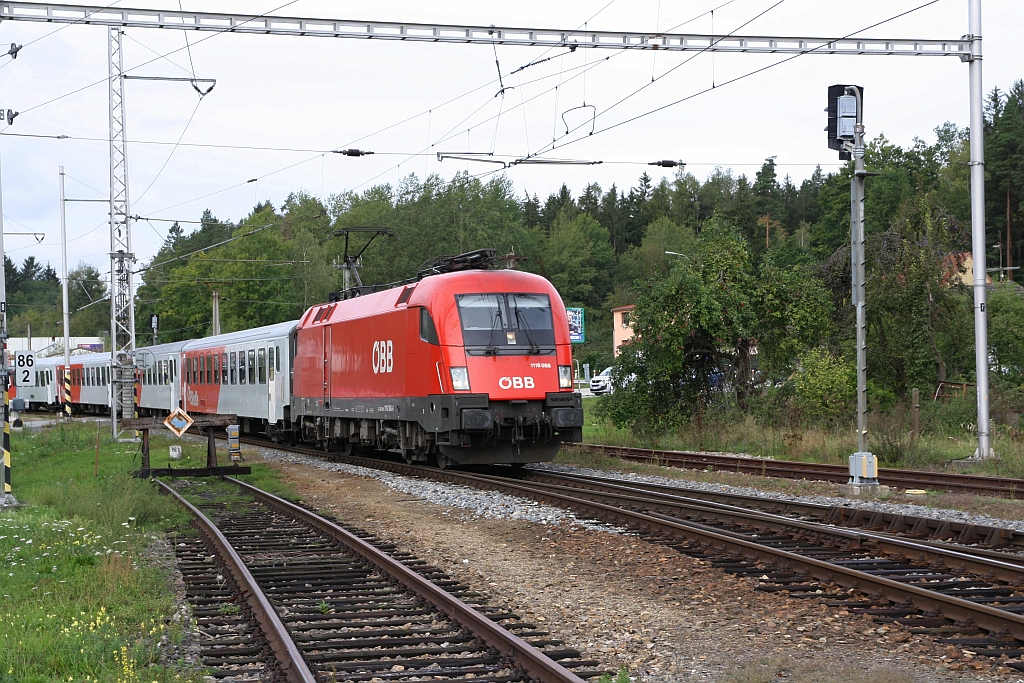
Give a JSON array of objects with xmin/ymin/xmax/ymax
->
[{"xmin": 14, "ymin": 351, "xmax": 34, "ymax": 387}]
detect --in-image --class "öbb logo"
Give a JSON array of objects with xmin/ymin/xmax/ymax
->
[
  {"xmin": 498, "ymin": 376, "xmax": 534, "ymax": 390},
  {"xmin": 372, "ymin": 340, "xmax": 394, "ymax": 374}
]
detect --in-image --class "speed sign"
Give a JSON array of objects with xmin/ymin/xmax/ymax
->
[{"xmin": 14, "ymin": 351, "xmax": 35, "ymax": 387}]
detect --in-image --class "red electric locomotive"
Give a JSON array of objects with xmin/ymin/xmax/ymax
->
[{"xmin": 292, "ymin": 252, "xmax": 583, "ymax": 466}]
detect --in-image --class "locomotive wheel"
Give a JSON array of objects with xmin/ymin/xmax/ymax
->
[
  {"xmin": 435, "ymin": 452, "xmax": 450, "ymax": 470},
  {"xmin": 403, "ymin": 451, "xmax": 415, "ymax": 466}
]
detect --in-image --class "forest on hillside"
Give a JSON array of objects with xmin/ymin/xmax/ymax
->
[{"xmin": 7, "ymin": 81, "xmax": 1024, "ymax": 429}]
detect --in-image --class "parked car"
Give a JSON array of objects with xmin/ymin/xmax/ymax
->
[{"xmin": 590, "ymin": 366, "xmax": 615, "ymax": 395}]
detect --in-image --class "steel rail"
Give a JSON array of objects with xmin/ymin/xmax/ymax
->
[
  {"xmin": 223, "ymin": 476, "xmax": 587, "ymax": 683},
  {"xmin": 518, "ymin": 469, "xmax": 1024, "ymax": 555},
  {"xmin": 290, "ymin": 449, "xmax": 1024, "ymax": 641},
  {"xmin": 467, "ymin": 470, "xmax": 1024, "ymax": 582},
  {"xmin": 154, "ymin": 479, "xmax": 318, "ymax": 683},
  {"xmin": 574, "ymin": 444, "xmax": 1024, "ymax": 498}
]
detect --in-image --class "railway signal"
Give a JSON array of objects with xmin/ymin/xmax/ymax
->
[{"xmin": 826, "ymin": 84, "xmax": 879, "ymax": 487}]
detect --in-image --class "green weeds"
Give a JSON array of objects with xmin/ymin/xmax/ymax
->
[{"xmin": 596, "ymin": 666, "xmax": 631, "ymax": 683}]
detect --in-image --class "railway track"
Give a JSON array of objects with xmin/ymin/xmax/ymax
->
[
  {"xmin": 158, "ymin": 476, "xmax": 602, "ymax": 682},
  {"xmin": 243, "ymin": 442, "xmax": 1024, "ymax": 668},
  {"xmin": 573, "ymin": 443, "xmax": 1024, "ymax": 498},
  {"xmin": 516, "ymin": 469, "xmax": 1024, "ymax": 555}
]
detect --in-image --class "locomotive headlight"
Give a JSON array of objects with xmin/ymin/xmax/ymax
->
[
  {"xmin": 450, "ymin": 366, "xmax": 470, "ymax": 391},
  {"xmin": 558, "ymin": 365, "xmax": 573, "ymax": 389}
]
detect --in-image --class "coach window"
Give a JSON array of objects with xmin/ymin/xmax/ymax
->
[
  {"xmin": 275, "ymin": 345, "xmax": 281, "ymax": 372},
  {"xmin": 213, "ymin": 354, "xmax": 220, "ymax": 385},
  {"xmin": 248, "ymin": 349, "xmax": 256, "ymax": 385},
  {"xmin": 230, "ymin": 352, "xmax": 237, "ymax": 384},
  {"xmin": 258, "ymin": 348, "xmax": 267, "ymax": 384},
  {"xmin": 239, "ymin": 351, "xmax": 246, "ymax": 385},
  {"xmin": 193, "ymin": 357, "xmax": 199, "ymax": 385},
  {"xmin": 221, "ymin": 353, "xmax": 228, "ymax": 384},
  {"xmin": 207, "ymin": 354, "xmax": 214, "ymax": 384},
  {"xmin": 419, "ymin": 307, "xmax": 439, "ymax": 345},
  {"xmin": 268, "ymin": 347, "xmax": 275, "ymax": 381}
]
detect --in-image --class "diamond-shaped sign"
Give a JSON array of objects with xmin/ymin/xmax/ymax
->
[{"xmin": 164, "ymin": 408, "xmax": 194, "ymax": 438}]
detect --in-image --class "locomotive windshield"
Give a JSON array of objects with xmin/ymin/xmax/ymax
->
[{"xmin": 456, "ymin": 293, "xmax": 556, "ymax": 353}]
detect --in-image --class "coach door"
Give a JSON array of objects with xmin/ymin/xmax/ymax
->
[{"xmin": 323, "ymin": 327, "xmax": 331, "ymax": 409}]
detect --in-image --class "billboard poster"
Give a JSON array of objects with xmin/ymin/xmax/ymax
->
[{"xmin": 566, "ymin": 307, "xmax": 585, "ymax": 344}]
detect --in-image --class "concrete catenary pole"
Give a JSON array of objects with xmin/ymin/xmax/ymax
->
[
  {"xmin": 59, "ymin": 167, "xmax": 72, "ymax": 419},
  {"xmin": 0, "ymin": 134, "xmax": 11, "ymax": 504},
  {"xmin": 967, "ymin": 0, "xmax": 992, "ymax": 459}
]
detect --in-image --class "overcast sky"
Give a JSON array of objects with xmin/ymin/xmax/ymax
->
[{"xmin": 0, "ymin": 0, "xmax": 1021, "ymax": 279}]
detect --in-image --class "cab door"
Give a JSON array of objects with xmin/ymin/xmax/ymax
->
[{"xmin": 322, "ymin": 328, "xmax": 331, "ymax": 408}]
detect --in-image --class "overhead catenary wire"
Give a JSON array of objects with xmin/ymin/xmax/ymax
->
[
  {"xmin": 531, "ymin": 0, "xmax": 791, "ymax": 157},
  {"xmin": 133, "ymin": 95, "xmax": 206, "ymax": 207},
  {"xmin": 135, "ymin": 222, "xmax": 276, "ymax": 273},
  {"xmin": 477, "ymin": 0, "xmax": 944, "ymax": 179}
]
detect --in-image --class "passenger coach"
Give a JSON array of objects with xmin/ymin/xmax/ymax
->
[
  {"xmin": 180, "ymin": 321, "xmax": 295, "ymax": 440},
  {"xmin": 136, "ymin": 341, "xmax": 188, "ymax": 417}
]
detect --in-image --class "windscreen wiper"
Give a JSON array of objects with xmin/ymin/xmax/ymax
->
[
  {"xmin": 514, "ymin": 308, "xmax": 541, "ymax": 355},
  {"xmin": 485, "ymin": 309, "xmax": 502, "ymax": 356}
]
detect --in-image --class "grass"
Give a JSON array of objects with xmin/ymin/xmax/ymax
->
[
  {"xmin": 0, "ymin": 419, "xmax": 292, "ymax": 682},
  {"xmin": 722, "ymin": 657, "xmax": 913, "ymax": 683},
  {"xmin": 572, "ymin": 398, "xmax": 1024, "ymax": 521},
  {"xmin": 580, "ymin": 396, "xmax": 1024, "ymax": 478}
]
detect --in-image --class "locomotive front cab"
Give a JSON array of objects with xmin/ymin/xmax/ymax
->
[{"xmin": 425, "ymin": 272, "xmax": 583, "ymax": 465}]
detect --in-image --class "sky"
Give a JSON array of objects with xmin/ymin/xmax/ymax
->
[{"xmin": 0, "ymin": 0, "xmax": 1021, "ymax": 280}]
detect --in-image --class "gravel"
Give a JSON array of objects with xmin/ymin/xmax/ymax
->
[
  {"xmin": 254, "ymin": 448, "xmax": 625, "ymax": 533},
  {"xmin": 256, "ymin": 444, "xmax": 1024, "ymax": 536}
]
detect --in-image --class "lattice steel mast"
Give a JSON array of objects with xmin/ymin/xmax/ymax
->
[{"xmin": 107, "ymin": 26, "xmax": 136, "ymax": 440}]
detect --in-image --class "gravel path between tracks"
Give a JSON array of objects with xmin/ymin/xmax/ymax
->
[{"xmin": 246, "ymin": 445, "xmax": 1024, "ymax": 682}]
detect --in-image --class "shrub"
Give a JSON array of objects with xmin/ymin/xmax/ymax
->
[{"xmin": 793, "ymin": 348, "xmax": 855, "ymax": 424}]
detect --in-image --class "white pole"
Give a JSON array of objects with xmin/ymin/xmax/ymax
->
[
  {"xmin": 968, "ymin": 0, "xmax": 991, "ymax": 459},
  {"xmin": 59, "ymin": 167, "xmax": 71, "ymax": 372},
  {"xmin": 0, "ymin": 131, "xmax": 11, "ymax": 504}
]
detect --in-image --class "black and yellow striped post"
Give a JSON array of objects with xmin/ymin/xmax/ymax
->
[
  {"xmin": 63, "ymin": 368, "xmax": 72, "ymax": 419},
  {"xmin": 3, "ymin": 370, "xmax": 10, "ymax": 500}
]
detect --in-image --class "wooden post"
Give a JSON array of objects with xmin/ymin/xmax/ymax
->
[
  {"xmin": 141, "ymin": 429, "xmax": 150, "ymax": 470},
  {"xmin": 911, "ymin": 388, "xmax": 920, "ymax": 441},
  {"xmin": 207, "ymin": 428, "xmax": 218, "ymax": 468}
]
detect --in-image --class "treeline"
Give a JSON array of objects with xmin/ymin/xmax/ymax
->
[
  {"xmin": 5, "ymin": 256, "xmax": 107, "ymax": 343},
  {"xmin": 129, "ymin": 81, "xmax": 1024, "ymax": 428}
]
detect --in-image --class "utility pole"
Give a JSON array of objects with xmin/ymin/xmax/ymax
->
[
  {"xmin": 59, "ymin": 167, "xmax": 72, "ymax": 420},
  {"xmin": 211, "ymin": 290, "xmax": 221, "ymax": 336},
  {"xmin": 849, "ymin": 86, "xmax": 869, "ymax": 459},
  {"xmin": 827, "ymin": 84, "xmax": 878, "ymax": 489},
  {"xmin": 967, "ymin": 0, "xmax": 992, "ymax": 459},
  {"xmin": 0, "ymin": 124, "xmax": 11, "ymax": 505}
]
